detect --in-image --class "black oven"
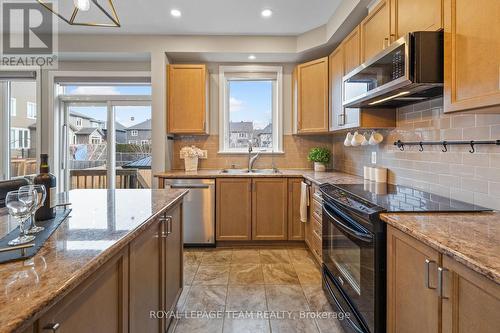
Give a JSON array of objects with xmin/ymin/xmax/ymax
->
[{"xmin": 321, "ymin": 194, "xmax": 386, "ymax": 333}]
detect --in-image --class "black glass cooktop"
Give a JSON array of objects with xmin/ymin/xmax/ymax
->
[{"xmin": 321, "ymin": 182, "xmax": 491, "ymax": 213}]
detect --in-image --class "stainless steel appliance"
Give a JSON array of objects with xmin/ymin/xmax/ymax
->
[
  {"xmin": 343, "ymin": 31, "xmax": 443, "ymax": 108},
  {"xmin": 165, "ymin": 179, "xmax": 215, "ymax": 246},
  {"xmin": 320, "ymin": 183, "xmax": 490, "ymax": 333}
]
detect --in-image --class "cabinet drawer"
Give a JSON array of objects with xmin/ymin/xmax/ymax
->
[
  {"xmin": 311, "ymin": 216, "xmax": 322, "ymax": 239},
  {"xmin": 312, "ymin": 198, "xmax": 323, "ymax": 221},
  {"xmin": 310, "ymin": 231, "xmax": 323, "ymax": 263}
]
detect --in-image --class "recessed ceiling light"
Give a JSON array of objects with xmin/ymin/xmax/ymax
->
[
  {"xmin": 261, "ymin": 9, "xmax": 273, "ymax": 18},
  {"xmin": 248, "ymin": 55, "xmax": 256, "ymax": 60},
  {"xmin": 170, "ymin": 9, "xmax": 181, "ymax": 17}
]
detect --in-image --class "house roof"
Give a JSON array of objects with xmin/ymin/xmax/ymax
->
[
  {"xmin": 122, "ymin": 156, "xmax": 151, "ymax": 169},
  {"xmin": 255, "ymin": 123, "xmax": 272, "ymax": 135},
  {"xmin": 70, "ymin": 111, "xmax": 105, "ymax": 124},
  {"xmin": 127, "ymin": 119, "xmax": 151, "ymax": 130},
  {"xmin": 230, "ymin": 121, "xmax": 253, "ymax": 133},
  {"xmin": 75, "ymin": 127, "xmax": 104, "ymax": 136}
]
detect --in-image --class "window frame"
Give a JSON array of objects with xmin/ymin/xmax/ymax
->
[
  {"xmin": 27, "ymin": 101, "xmax": 36, "ymax": 119},
  {"xmin": 10, "ymin": 97, "xmax": 16, "ymax": 116},
  {"xmin": 218, "ymin": 65, "xmax": 283, "ymax": 154},
  {"xmin": 131, "ymin": 130, "xmax": 139, "ymax": 137}
]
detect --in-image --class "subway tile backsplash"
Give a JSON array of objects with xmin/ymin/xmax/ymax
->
[{"xmin": 332, "ymin": 98, "xmax": 500, "ymax": 210}]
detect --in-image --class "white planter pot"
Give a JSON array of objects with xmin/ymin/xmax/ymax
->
[
  {"xmin": 314, "ymin": 162, "xmax": 326, "ymax": 172},
  {"xmin": 184, "ymin": 156, "xmax": 199, "ymax": 172}
]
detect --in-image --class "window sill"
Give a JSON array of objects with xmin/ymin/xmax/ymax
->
[{"xmin": 217, "ymin": 150, "xmax": 285, "ymax": 155}]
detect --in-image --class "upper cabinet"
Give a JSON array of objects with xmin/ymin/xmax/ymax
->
[
  {"xmin": 360, "ymin": 0, "xmax": 391, "ymax": 62},
  {"xmin": 167, "ymin": 64, "xmax": 209, "ymax": 134},
  {"xmin": 296, "ymin": 57, "xmax": 329, "ymax": 134},
  {"xmin": 443, "ymin": 0, "xmax": 500, "ymax": 113},
  {"xmin": 343, "ymin": 26, "xmax": 362, "ymax": 75},
  {"xmin": 390, "ymin": 0, "xmax": 443, "ymax": 39}
]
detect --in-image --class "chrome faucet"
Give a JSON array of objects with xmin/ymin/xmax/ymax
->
[{"xmin": 248, "ymin": 141, "xmax": 260, "ymax": 172}]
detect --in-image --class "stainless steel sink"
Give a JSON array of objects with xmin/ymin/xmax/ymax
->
[{"xmin": 220, "ymin": 168, "xmax": 280, "ymax": 175}]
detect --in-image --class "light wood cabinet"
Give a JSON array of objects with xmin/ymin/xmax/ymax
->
[
  {"xmin": 305, "ymin": 183, "xmax": 322, "ymax": 264},
  {"xmin": 443, "ymin": 0, "xmax": 500, "ymax": 113},
  {"xmin": 360, "ymin": 0, "xmax": 391, "ymax": 62},
  {"xmin": 329, "ymin": 46, "xmax": 345, "ymax": 131},
  {"xmin": 38, "ymin": 249, "xmax": 129, "ymax": 333},
  {"xmin": 252, "ymin": 178, "xmax": 288, "ymax": 240},
  {"xmin": 216, "ymin": 178, "xmax": 252, "ymax": 241},
  {"xmin": 390, "ymin": 0, "xmax": 443, "ymax": 39},
  {"xmin": 343, "ymin": 26, "xmax": 362, "ymax": 75},
  {"xmin": 129, "ymin": 216, "xmax": 162, "ymax": 333},
  {"xmin": 296, "ymin": 57, "xmax": 329, "ymax": 134},
  {"xmin": 287, "ymin": 178, "xmax": 305, "ymax": 241},
  {"xmin": 387, "ymin": 226, "xmax": 440, "ymax": 333},
  {"xmin": 167, "ymin": 64, "xmax": 209, "ymax": 134},
  {"xmin": 387, "ymin": 225, "xmax": 500, "ymax": 333},
  {"xmin": 441, "ymin": 255, "xmax": 500, "ymax": 333}
]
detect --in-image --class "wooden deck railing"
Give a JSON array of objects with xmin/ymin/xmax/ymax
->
[{"xmin": 69, "ymin": 169, "xmax": 139, "ymax": 189}]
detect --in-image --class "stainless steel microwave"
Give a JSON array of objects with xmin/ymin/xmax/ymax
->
[{"xmin": 343, "ymin": 31, "xmax": 443, "ymax": 108}]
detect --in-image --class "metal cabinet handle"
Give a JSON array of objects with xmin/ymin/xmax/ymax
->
[
  {"xmin": 43, "ymin": 323, "xmax": 60, "ymax": 332},
  {"xmin": 425, "ymin": 259, "xmax": 437, "ymax": 289},
  {"xmin": 438, "ymin": 267, "xmax": 449, "ymax": 299},
  {"xmin": 166, "ymin": 216, "xmax": 173, "ymax": 235}
]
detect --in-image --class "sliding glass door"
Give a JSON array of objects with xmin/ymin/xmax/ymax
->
[{"xmin": 60, "ymin": 97, "xmax": 151, "ymax": 191}]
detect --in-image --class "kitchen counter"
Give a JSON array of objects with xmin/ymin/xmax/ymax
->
[
  {"xmin": 0, "ymin": 189, "xmax": 187, "ymax": 333},
  {"xmin": 381, "ymin": 212, "xmax": 500, "ymax": 284},
  {"xmin": 155, "ymin": 169, "xmax": 364, "ymax": 186}
]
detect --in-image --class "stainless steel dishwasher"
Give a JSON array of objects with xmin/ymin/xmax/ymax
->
[{"xmin": 164, "ymin": 179, "xmax": 215, "ymax": 246}]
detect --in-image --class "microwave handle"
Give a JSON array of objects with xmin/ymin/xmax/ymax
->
[{"xmin": 323, "ymin": 205, "xmax": 373, "ymax": 243}]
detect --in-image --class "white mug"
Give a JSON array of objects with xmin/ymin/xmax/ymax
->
[
  {"xmin": 351, "ymin": 131, "xmax": 364, "ymax": 147},
  {"xmin": 369, "ymin": 131, "xmax": 384, "ymax": 145},
  {"xmin": 361, "ymin": 133, "xmax": 370, "ymax": 146},
  {"xmin": 344, "ymin": 132, "xmax": 353, "ymax": 146}
]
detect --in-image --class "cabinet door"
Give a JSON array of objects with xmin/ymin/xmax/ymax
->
[
  {"xmin": 38, "ymin": 250, "xmax": 128, "ymax": 333},
  {"xmin": 167, "ymin": 64, "xmax": 208, "ymax": 134},
  {"xmin": 164, "ymin": 204, "xmax": 183, "ymax": 323},
  {"xmin": 443, "ymin": 0, "xmax": 500, "ymax": 113},
  {"xmin": 329, "ymin": 46, "xmax": 345, "ymax": 131},
  {"xmin": 390, "ymin": 0, "xmax": 442, "ymax": 39},
  {"xmin": 287, "ymin": 178, "xmax": 305, "ymax": 240},
  {"xmin": 343, "ymin": 26, "xmax": 362, "ymax": 75},
  {"xmin": 129, "ymin": 219, "xmax": 162, "ymax": 333},
  {"xmin": 297, "ymin": 57, "xmax": 329, "ymax": 134},
  {"xmin": 387, "ymin": 226, "xmax": 440, "ymax": 333},
  {"xmin": 361, "ymin": 0, "xmax": 391, "ymax": 62},
  {"xmin": 252, "ymin": 178, "xmax": 288, "ymax": 240},
  {"xmin": 441, "ymin": 256, "xmax": 500, "ymax": 333},
  {"xmin": 216, "ymin": 178, "xmax": 252, "ymax": 240}
]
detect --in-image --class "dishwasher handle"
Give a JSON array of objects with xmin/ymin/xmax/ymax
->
[{"xmin": 169, "ymin": 184, "xmax": 211, "ymax": 189}]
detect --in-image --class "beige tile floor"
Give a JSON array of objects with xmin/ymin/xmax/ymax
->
[{"xmin": 171, "ymin": 247, "xmax": 345, "ymax": 333}]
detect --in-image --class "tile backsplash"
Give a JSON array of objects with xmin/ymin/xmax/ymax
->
[
  {"xmin": 332, "ymin": 98, "xmax": 500, "ymax": 210},
  {"xmin": 172, "ymin": 135, "xmax": 333, "ymax": 170}
]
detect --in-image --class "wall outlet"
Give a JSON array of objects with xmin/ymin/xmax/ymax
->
[
  {"xmin": 200, "ymin": 150, "xmax": 208, "ymax": 159},
  {"xmin": 371, "ymin": 151, "xmax": 377, "ymax": 164}
]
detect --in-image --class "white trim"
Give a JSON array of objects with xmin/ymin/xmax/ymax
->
[
  {"xmin": 10, "ymin": 97, "xmax": 16, "ymax": 116},
  {"xmin": 218, "ymin": 65, "xmax": 283, "ymax": 154},
  {"xmin": 27, "ymin": 101, "xmax": 37, "ymax": 119}
]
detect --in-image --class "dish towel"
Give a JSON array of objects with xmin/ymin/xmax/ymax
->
[{"xmin": 300, "ymin": 181, "xmax": 310, "ymax": 223}]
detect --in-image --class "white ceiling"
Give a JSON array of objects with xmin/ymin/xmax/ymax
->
[{"xmin": 53, "ymin": 0, "xmax": 343, "ymax": 36}]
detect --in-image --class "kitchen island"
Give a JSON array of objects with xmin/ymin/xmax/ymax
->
[{"xmin": 0, "ymin": 189, "xmax": 187, "ymax": 333}]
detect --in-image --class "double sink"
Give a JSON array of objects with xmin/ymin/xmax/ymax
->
[{"xmin": 220, "ymin": 168, "xmax": 281, "ymax": 175}]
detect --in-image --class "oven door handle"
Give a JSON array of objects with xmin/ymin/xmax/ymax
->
[
  {"xmin": 323, "ymin": 206, "xmax": 373, "ymax": 243},
  {"xmin": 323, "ymin": 272, "xmax": 367, "ymax": 333}
]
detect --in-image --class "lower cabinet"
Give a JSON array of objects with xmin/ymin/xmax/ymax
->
[
  {"xmin": 252, "ymin": 178, "xmax": 288, "ymax": 240},
  {"xmin": 288, "ymin": 178, "xmax": 305, "ymax": 241},
  {"xmin": 387, "ymin": 225, "xmax": 500, "ymax": 333},
  {"xmin": 216, "ymin": 178, "xmax": 252, "ymax": 240},
  {"xmin": 305, "ymin": 183, "xmax": 323, "ymax": 264},
  {"xmin": 36, "ymin": 203, "xmax": 183, "ymax": 333}
]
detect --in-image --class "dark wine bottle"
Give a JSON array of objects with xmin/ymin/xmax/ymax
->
[{"xmin": 34, "ymin": 154, "xmax": 57, "ymax": 221}]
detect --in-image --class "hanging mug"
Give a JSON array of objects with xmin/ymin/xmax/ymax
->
[
  {"xmin": 351, "ymin": 131, "xmax": 365, "ymax": 147},
  {"xmin": 344, "ymin": 132, "xmax": 353, "ymax": 146},
  {"xmin": 369, "ymin": 131, "xmax": 384, "ymax": 145}
]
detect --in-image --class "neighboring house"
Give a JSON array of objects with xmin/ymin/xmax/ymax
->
[
  {"xmin": 74, "ymin": 127, "xmax": 105, "ymax": 145},
  {"xmin": 69, "ymin": 111, "xmax": 105, "ymax": 130},
  {"xmin": 10, "ymin": 81, "xmax": 37, "ymax": 158},
  {"xmin": 229, "ymin": 121, "xmax": 253, "ymax": 148},
  {"xmin": 126, "ymin": 119, "xmax": 152, "ymax": 145},
  {"xmin": 255, "ymin": 123, "xmax": 272, "ymax": 148},
  {"xmin": 102, "ymin": 121, "xmax": 127, "ymax": 144}
]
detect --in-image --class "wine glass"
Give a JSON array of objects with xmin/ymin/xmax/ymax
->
[
  {"xmin": 20, "ymin": 185, "xmax": 46, "ymax": 234},
  {"xmin": 5, "ymin": 190, "xmax": 37, "ymax": 246}
]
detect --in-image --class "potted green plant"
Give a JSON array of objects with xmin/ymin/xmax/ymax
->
[{"xmin": 308, "ymin": 147, "xmax": 330, "ymax": 172}]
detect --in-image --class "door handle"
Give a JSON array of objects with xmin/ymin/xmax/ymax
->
[
  {"xmin": 166, "ymin": 216, "xmax": 173, "ymax": 235},
  {"xmin": 424, "ymin": 259, "xmax": 437, "ymax": 289},
  {"xmin": 438, "ymin": 267, "xmax": 449, "ymax": 299}
]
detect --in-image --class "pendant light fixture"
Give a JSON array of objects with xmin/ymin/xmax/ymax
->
[{"xmin": 37, "ymin": 0, "xmax": 121, "ymax": 27}]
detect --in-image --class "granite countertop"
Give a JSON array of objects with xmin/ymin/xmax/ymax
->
[
  {"xmin": 381, "ymin": 212, "xmax": 500, "ymax": 284},
  {"xmin": 154, "ymin": 169, "xmax": 365, "ymax": 185},
  {"xmin": 0, "ymin": 189, "xmax": 187, "ymax": 333}
]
